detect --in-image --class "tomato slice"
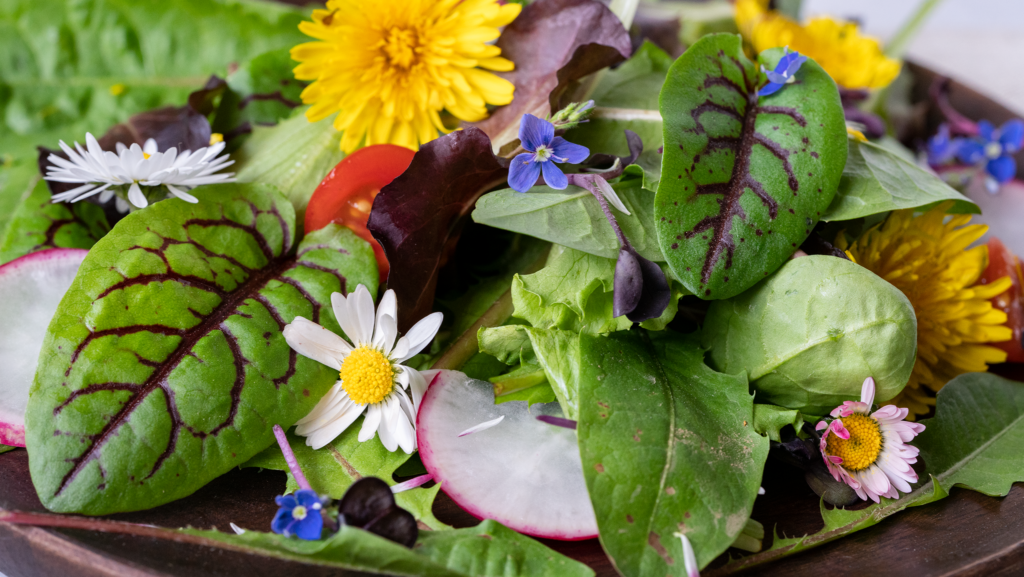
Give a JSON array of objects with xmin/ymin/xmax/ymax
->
[
  {"xmin": 305, "ymin": 144, "xmax": 416, "ymax": 281},
  {"xmin": 981, "ymin": 237, "xmax": 1024, "ymax": 363}
]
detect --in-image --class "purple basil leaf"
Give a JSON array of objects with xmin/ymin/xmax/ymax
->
[
  {"xmin": 626, "ymin": 251, "xmax": 671, "ymax": 323},
  {"xmin": 613, "ymin": 248, "xmax": 643, "ymax": 318},
  {"xmin": 367, "ymin": 127, "xmax": 509, "ymax": 331},
  {"xmin": 473, "ymin": 0, "xmax": 632, "ymax": 151}
]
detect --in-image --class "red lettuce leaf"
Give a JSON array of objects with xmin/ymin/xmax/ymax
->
[
  {"xmin": 474, "ymin": 0, "xmax": 632, "ymax": 151},
  {"xmin": 367, "ymin": 128, "xmax": 509, "ymax": 331}
]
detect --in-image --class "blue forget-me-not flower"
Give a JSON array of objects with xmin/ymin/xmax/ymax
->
[
  {"xmin": 957, "ymin": 119, "xmax": 1024, "ymax": 192},
  {"xmin": 508, "ymin": 113, "xmax": 589, "ymax": 192},
  {"xmin": 758, "ymin": 47, "xmax": 808, "ymax": 97},
  {"xmin": 272, "ymin": 488, "xmax": 327, "ymax": 540}
]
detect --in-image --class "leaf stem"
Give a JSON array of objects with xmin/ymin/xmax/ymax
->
[
  {"xmin": 272, "ymin": 424, "xmax": 311, "ymax": 491},
  {"xmin": 884, "ymin": 0, "xmax": 946, "ymax": 59}
]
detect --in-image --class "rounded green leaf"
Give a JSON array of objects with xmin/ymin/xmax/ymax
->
[
  {"xmin": 26, "ymin": 183, "xmax": 378, "ymax": 514},
  {"xmin": 702, "ymin": 256, "xmax": 917, "ymax": 414},
  {"xmin": 656, "ymin": 34, "xmax": 847, "ymax": 299}
]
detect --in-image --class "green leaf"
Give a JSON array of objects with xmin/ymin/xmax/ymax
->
[
  {"xmin": 185, "ymin": 525, "xmax": 464, "ymax": 577},
  {"xmin": 0, "ymin": 179, "xmax": 109, "ymax": 265},
  {"xmin": 656, "ymin": 35, "xmax": 847, "ymax": 299},
  {"xmin": 571, "ymin": 41, "xmax": 671, "ymax": 191},
  {"xmin": 724, "ymin": 372, "xmax": 1024, "ymax": 572},
  {"xmin": 234, "ymin": 112, "xmax": 345, "ymax": 221},
  {"xmin": 218, "ymin": 47, "xmax": 303, "ymax": 132},
  {"xmin": 26, "ymin": 183, "xmax": 379, "ymax": 515},
  {"xmin": 577, "ymin": 330, "xmax": 768, "ymax": 571},
  {"xmin": 702, "ymin": 256, "xmax": 916, "ymax": 415},
  {"xmin": 0, "ymin": 156, "xmax": 40, "ymax": 239},
  {"xmin": 0, "ymin": 444, "xmax": 15, "ymax": 455},
  {"xmin": 494, "ymin": 382, "xmax": 557, "ymax": 406},
  {"xmin": 751, "ymin": 404, "xmax": 804, "ymax": 442},
  {"xmin": 821, "ymin": 138, "xmax": 978, "ymax": 222},
  {"xmin": 416, "ymin": 519, "xmax": 595, "ymax": 577},
  {"xmin": 243, "ymin": 428, "xmax": 449, "ymax": 531},
  {"xmin": 511, "ymin": 245, "xmax": 683, "ymax": 335},
  {"xmin": 472, "ymin": 179, "xmax": 663, "ymax": 262},
  {"xmin": 478, "ymin": 324, "xmax": 535, "ymax": 366}
]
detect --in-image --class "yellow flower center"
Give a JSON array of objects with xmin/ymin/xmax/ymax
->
[
  {"xmin": 292, "ymin": 505, "xmax": 308, "ymax": 520},
  {"xmin": 142, "ymin": 152, "xmax": 151, "ymax": 160},
  {"xmin": 340, "ymin": 346, "xmax": 395, "ymax": 405},
  {"xmin": 825, "ymin": 413, "xmax": 882, "ymax": 472},
  {"xmin": 382, "ymin": 27, "xmax": 419, "ymax": 70}
]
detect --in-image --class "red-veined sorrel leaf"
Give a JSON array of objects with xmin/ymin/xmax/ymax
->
[
  {"xmin": 367, "ymin": 127, "xmax": 507, "ymax": 331},
  {"xmin": 26, "ymin": 183, "xmax": 378, "ymax": 514},
  {"xmin": 0, "ymin": 179, "xmax": 109, "ymax": 265},
  {"xmin": 473, "ymin": 0, "xmax": 632, "ymax": 151},
  {"xmin": 656, "ymin": 35, "xmax": 847, "ymax": 299}
]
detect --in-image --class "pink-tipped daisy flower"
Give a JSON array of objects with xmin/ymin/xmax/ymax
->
[{"xmin": 815, "ymin": 377, "xmax": 926, "ymax": 503}]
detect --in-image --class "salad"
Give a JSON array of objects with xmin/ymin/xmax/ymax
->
[{"xmin": 1, "ymin": 0, "xmax": 1023, "ymax": 575}]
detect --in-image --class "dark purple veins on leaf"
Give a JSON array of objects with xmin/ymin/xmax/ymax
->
[{"xmin": 51, "ymin": 202, "xmax": 344, "ymax": 496}]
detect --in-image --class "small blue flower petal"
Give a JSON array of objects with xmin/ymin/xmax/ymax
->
[
  {"xmin": 987, "ymin": 154, "xmax": 1017, "ymax": 184},
  {"xmin": 549, "ymin": 136, "xmax": 590, "ymax": 164},
  {"xmin": 978, "ymin": 120, "xmax": 995, "ymax": 142},
  {"xmin": 541, "ymin": 159, "xmax": 568, "ymax": 190},
  {"xmin": 295, "ymin": 489, "xmax": 322, "ymax": 508},
  {"xmin": 271, "ymin": 508, "xmax": 295, "ymax": 536},
  {"xmin": 518, "ymin": 114, "xmax": 554, "ymax": 153},
  {"xmin": 999, "ymin": 119, "xmax": 1024, "ymax": 153},
  {"xmin": 275, "ymin": 494, "xmax": 297, "ymax": 509},
  {"xmin": 783, "ymin": 54, "xmax": 808, "ymax": 77},
  {"xmin": 956, "ymin": 139, "xmax": 986, "ymax": 165},
  {"xmin": 508, "ymin": 153, "xmax": 542, "ymax": 192},
  {"xmin": 758, "ymin": 82, "xmax": 784, "ymax": 97},
  {"xmin": 294, "ymin": 511, "xmax": 324, "ymax": 541}
]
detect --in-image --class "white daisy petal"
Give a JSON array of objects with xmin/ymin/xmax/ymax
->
[
  {"xmin": 408, "ymin": 368, "xmax": 431, "ymax": 411},
  {"xmin": 377, "ymin": 397, "xmax": 399, "ymax": 452},
  {"xmin": 395, "ymin": 312, "xmax": 443, "ymax": 361},
  {"xmin": 331, "ymin": 292, "xmax": 362, "ymax": 346},
  {"xmin": 282, "ymin": 316, "xmax": 352, "ymax": 370},
  {"xmin": 374, "ymin": 314, "xmax": 398, "ymax": 355},
  {"xmin": 305, "ymin": 403, "xmax": 365, "ymax": 450},
  {"xmin": 347, "ymin": 284, "xmax": 376, "ymax": 346},
  {"xmin": 166, "ymin": 184, "xmax": 199, "ymax": 203},
  {"xmin": 359, "ymin": 404, "xmax": 383, "ymax": 442},
  {"xmin": 296, "ymin": 383, "xmax": 347, "ymax": 426},
  {"xmin": 393, "ymin": 405, "xmax": 416, "ymax": 453},
  {"xmin": 127, "ymin": 182, "xmax": 148, "ymax": 208}
]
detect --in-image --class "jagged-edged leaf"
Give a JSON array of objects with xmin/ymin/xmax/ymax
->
[
  {"xmin": 234, "ymin": 112, "xmax": 345, "ymax": 220},
  {"xmin": 416, "ymin": 519, "xmax": 595, "ymax": 577},
  {"xmin": 0, "ymin": 179, "xmax": 109, "ymax": 265},
  {"xmin": 577, "ymin": 330, "xmax": 767, "ymax": 571},
  {"xmin": 473, "ymin": 179, "xmax": 662, "ymax": 261},
  {"xmin": 26, "ymin": 183, "xmax": 379, "ymax": 515},
  {"xmin": 821, "ymin": 138, "xmax": 978, "ymax": 222},
  {"xmin": 724, "ymin": 372, "xmax": 1024, "ymax": 573},
  {"xmin": 751, "ymin": 404, "xmax": 804, "ymax": 443},
  {"xmin": 656, "ymin": 35, "xmax": 847, "ymax": 299},
  {"xmin": 244, "ymin": 429, "xmax": 449, "ymax": 530},
  {"xmin": 217, "ymin": 48, "xmax": 304, "ymax": 133}
]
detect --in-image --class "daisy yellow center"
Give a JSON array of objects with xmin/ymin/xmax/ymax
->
[
  {"xmin": 825, "ymin": 414, "xmax": 882, "ymax": 472},
  {"xmin": 142, "ymin": 152, "xmax": 151, "ymax": 160},
  {"xmin": 340, "ymin": 346, "xmax": 394, "ymax": 405},
  {"xmin": 292, "ymin": 505, "xmax": 308, "ymax": 520},
  {"xmin": 291, "ymin": 0, "xmax": 521, "ymax": 153}
]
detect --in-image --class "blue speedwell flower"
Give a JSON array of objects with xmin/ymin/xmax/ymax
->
[
  {"xmin": 956, "ymin": 119, "xmax": 1024, "ymax": 191},
  {"xmin": 272, "ymin": 488, "xmax": 327, "ymax": 540},
  {"xmin": 508, "ymin": 114, "xmax": 589, "ymax": 192},
  {"xmin": 926, "ymin": 123, "xmax": 961, "ymax": 166},
  {"xmin": 758, "ymin": 47, "xmax": 808, "ymax": 97}
]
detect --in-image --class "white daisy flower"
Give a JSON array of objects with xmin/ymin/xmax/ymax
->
[
  {"xmin": 283, "ymin": 285, "xmax": 443, "ymax": 453},
  {"xmin": 816, "ymin": 377, "xmax": 926, "ymax": 503},
  {"xmin": 44, "ymin": 132, "xmax": 235, "ymax": 211}
]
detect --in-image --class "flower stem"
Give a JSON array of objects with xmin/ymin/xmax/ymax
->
[
  {"xmin": 272, "ymin": 424, "xmax": 311, "ymax": 491},
  {"xmin": 885, "ymin": 0, "xmax": 946, "ymax": 59},
  {"xmin": 579, "ymin": 175, "xmax": 630, "ymax": 249}
]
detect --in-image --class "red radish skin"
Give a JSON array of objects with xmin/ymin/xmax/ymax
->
[
  {"xmin": 416, "ymin": 370, "xmax": 599, "ymax": 541},
  {"xmin": 0, "ymin": 248, "xmax": 88, "ymax": 446}
]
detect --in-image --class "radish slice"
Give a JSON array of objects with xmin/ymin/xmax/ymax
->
[
  {"xmin": 0, "ymin": 248, "xmax": 88, "ymax": 446},
  {"xmin": 416, "ymin": 370, "xmax": 598, "ymax": 540}
]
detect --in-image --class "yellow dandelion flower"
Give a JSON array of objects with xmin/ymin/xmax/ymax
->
[
  {"xmin": 735, "ymin": 0, "xmax": 901, "ymax": 90},
  {"xmin": 291, "ymin": 0, "xmax": 520, "ymax": 153},
  {"xmin": 838, "ymin": 202, "xmax": 1014, "ymax": 418}
]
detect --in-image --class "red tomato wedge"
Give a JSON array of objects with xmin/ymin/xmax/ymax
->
[
  {"xmin": 305, "ymin": 144, "xmax": 416, "ymax": 281},
  {"xmin": 981, "ymin": 237, "xmax": 1024, "ymax": 363}
]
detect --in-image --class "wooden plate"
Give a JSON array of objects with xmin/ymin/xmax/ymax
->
[{"xmin": 2, "ymin": 67, "xmax": 1023, "ymax": 576}]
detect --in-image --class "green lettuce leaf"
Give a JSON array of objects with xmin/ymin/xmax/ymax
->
[
  {"xmin": 416, "ymin": 519, "xmax": 595, "ymax": 577},
  {"xmin": 244, "ymin": 428, "xmax": 448, "ymax": 531},
  {"xmin": 577, "ymin": 330, "xmax": 767, "ymax": 571},
  {"xmin": 656, "ymin": 35, "xmax": 847, "ymax": 300},
  {"xmin": 724, "ymin": 372, "xmax": 1024, "ymax": 572},
  {"xmin": 511, "ymin": 245, "xmax": 684, "ymax": 335},
  {"xmin": 26, "ymin": 183, "xmax": 379, "ymax": 514},
  {"xmin": 751, "ymin": 404, "xmax": 804, "ymax": 443},
  {"xmin": 702, "ymin": 256, "xmax": 917, "ymax": 415},
  {"xmin": 821, "ymin": 138, "xmax": 978, "ymax": 222},
  {"xmin": 234, "ymin": 111, "xmax": 345, "ymax": 220},
  {"xmin": 472, "ymin": 179, "xmax": 663, "ymax": 261},
  {"xmin": 0, "ymin": 179, "xmax": 109, "ymax": 265}
]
